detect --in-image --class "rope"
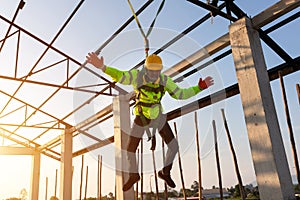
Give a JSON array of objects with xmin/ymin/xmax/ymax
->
[{"xmin": 127, "ymin": 0, "xmax": 165, "ymax": 57}]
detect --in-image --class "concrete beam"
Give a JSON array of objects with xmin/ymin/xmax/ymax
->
[{"xmin": 229, "ymin": 17, "xmax": 295, "ymax": 200}]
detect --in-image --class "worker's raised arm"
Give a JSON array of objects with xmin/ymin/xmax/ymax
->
[
  {"xmin": 165, "ymin": 76, "xmax": 214, "ymax": 100},
  {"xmin": 86, "ymin": 52, "xmax": 106, "ymax": 71},
  {"xmin": 86, "ymin": 52, "xmax": 138, "ymax": 85}
]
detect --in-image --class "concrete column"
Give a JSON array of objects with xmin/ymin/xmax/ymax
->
[
  {"xmin": 30, "ymin": 151, "xmax": 40, "ymax": 200},
  {"xmin": 113, "ymin": 94, "xmax": 134, "ymax": 200},
  {"xmin": 229, "ymin": 17, "xmax": 295, "ymax": 200},
  {"xmin": 60, "ymin": 126, "xmax": 73, "ymax": 200}
]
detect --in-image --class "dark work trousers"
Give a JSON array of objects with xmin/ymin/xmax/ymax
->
[{"xmin": 127, "ymin": 114, "xmax": 179, "ymax": 175}]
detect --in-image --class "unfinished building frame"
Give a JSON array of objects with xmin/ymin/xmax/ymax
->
[{"xmin": 0, "ymin": 0, "xmax": 300, "ymax": 199}]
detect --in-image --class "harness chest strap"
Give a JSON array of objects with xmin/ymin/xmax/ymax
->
[
  {"xmin": 136, "ymin": 70, "xmax": 167, "ymax": 99},
  {"xmin": 135, "ymin": 70, "xmax": 167, "ymax": 150}
]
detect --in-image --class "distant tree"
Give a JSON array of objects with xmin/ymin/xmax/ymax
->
[
  {"xmin": 191, "ymin": 180, "xmax": 204, "ymax": 197},
  {"xmin": 167, "ymin": 189, "xmax": 178, "ymax": 197},
  {"xmin": 233, "ymin": 184, "xmax": 240, "ymax": 197},
  {"xmin": 108, "ymin": 192, "xmax": 114, "ymax": 199},
  {"xmin": 227, "ymin": 186, "xmax": 235, "ymax": 196},
  {"xmin": 99, "ymin": 192, "xmax": 114, "ymax": 200},
  {"xmin": 252, "ymin": 186, "xmax": 259, "ymax": 197},
  {"xmin": 19, "ymin": 188, "xmax": 27, "ymax": 200},
  {"xmin": 191, "ymin": 180, "xmax": 199, "ymax": 193},
  {"xmin": 179, "ymin": 188, "xmax": 194, "ymax": 197},
  {"xmin": 244, "ymin": 186, "xmax": 252, "ymax": 196},
  {"xmin": 144, "ymin": 192, "xmax": 152, "ymax": 200},
  {"xmin": 101, "ymin": 196, "xmax": 108, "ymax": 200}
]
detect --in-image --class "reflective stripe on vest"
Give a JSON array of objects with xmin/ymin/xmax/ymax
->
[{"xmin": 136, "ymin": 70, "xmax": 167, "ymax": 104}]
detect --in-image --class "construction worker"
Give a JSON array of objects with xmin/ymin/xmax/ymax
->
[{"xmin": 86, "ymin": 52, "xmax": 214, "ymax": 191}]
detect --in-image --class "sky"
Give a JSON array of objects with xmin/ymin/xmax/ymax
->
[{"xmin": 0, "ymin": 0, "xmax": 300, "ymax": 199}]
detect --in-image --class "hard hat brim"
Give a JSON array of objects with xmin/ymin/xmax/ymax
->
[{"xmin": 145, "ymin": 63, "xmax": 163, "ymax": 70}]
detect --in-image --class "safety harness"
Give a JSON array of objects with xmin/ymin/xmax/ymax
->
[{"xmin": 134, "ymin": 69, "xmax": 167, "ymax": 150}]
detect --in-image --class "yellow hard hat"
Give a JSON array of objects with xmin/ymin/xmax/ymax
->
[{"xmin": 145, "ymin": 54, "xmax": 163, "ymax": 70}]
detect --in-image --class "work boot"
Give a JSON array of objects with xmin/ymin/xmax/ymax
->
[
  {"xmin": 158, "ymin": 170, "xmax": 176, "ymax": 188},
  {"xmin": 122, "ymin": 173, "xmax": 140, "ymax": 191}
]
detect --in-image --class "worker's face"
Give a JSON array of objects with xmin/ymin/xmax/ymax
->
[{"xmin": 146, "ymin": 69, "xmax": 161, "ymax": 81}]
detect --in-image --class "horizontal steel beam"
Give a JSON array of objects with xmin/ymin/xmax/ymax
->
[
  {"xmin": 164, "ymin": 0, "xmax": 300, "ymax": 78},
  {"xmin": 187, "ymin": 0, "xmax": 237, "ymax": 21},
  {"xmin": 72, "ymin": 136, "xmax": 114, "ymax": 157},
  {"xmin": 0, "ymin": 123, "xmax": 64, "ymax": 130},
  {"xmin": 0, "ymin": 128, "xmax": 60, "ymax": 161},
  {"xmin": 251, "ymin": 0, "xmax": 300, "ymax": 29},
  {"xmin": 167, "ymin": 56, "xmax": 300, "ymax": 120},
  {"xmin": 0, "ymin": 75, "xmax": 98, "ymax": 94}
]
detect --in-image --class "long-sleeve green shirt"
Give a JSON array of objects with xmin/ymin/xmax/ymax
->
[{"xmin": 104, "ymin": 66, "xmax": 202, "ymax": 119}]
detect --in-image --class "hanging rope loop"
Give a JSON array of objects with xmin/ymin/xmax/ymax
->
[{"xmin": 127, "ymin": 0, "xmax": 165, "ymax": 56}]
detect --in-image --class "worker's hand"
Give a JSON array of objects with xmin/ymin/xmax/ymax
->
[
  {"xmin": 198, "ymin": 76, "xmax": 214, "ymax": 89},
  {"xmin": 86, "ymin": 52, "xmax": 105, "ymax": 71}
]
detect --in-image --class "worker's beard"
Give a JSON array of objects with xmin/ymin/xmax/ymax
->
[
  {"xmin": 145, "ymin": 74, "xmax": 159, "ymax": 83},
  {"xmin": 145, "ymin": 69, "xmax": 160, "ymax": 83}
]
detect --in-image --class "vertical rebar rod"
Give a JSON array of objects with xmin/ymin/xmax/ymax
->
[
  {"xmin": 97, "ymin": 155, "xmax": 102, "ymax": 200},
  {"xmin": 162, "ymin": 140, "xmax": 168, "ymax": 200},
  {"xmin": 135, "ymin": 149, "xmax": 139, "ymax": 200},
  {"xmin": 151, "ymin": 148, "xmax": 159, "ymax": 200},
  {"xmin": 54, "ymin": 169, "xmax": 58, "ymax": 198},
  {"xmin": 194, "ymin": 112, "xmax": 203, "ymax": 200},
  {"xmin": 45, "ymin": 177, "xmax": 48, "ymax": 200},
  {"xmin": 174, "ymin": 122, "xmax": 186, "ymax": 200},
  {"xmin": 84, "ymin": 165, "xmax": 88, "ymax": 200},
  {"xmin": 140, "ymin": 139, "xmax": 144, "ymax": 200},
  {"xmin": 97, "ymin": 155, "xmax": 100, "ymax": 200},
  {"xmin": 221, "ymin": 109, "xmax": 246, "ymax": 200},
  {"xmin": 212, "ymin": 120, "xmax": 223, "ymax": 200},
  {"xmin": 279, "ymin": 71, "xmax": 300, "ymax": 188},
  {"xmin": 80, "ymin": 155, "xmax": 84, "ymax": 200}
]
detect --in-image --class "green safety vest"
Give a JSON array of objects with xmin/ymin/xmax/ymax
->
[{"xmin": 104, "ymin": 66, "xmax": 202, "ymax": 119}]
